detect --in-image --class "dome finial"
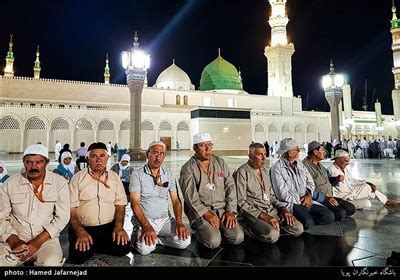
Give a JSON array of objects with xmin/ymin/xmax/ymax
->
[
  {"xmin": 329, "ymin": 59, "xmax": 335, "ymax": 73},
  {"xmin": 172, "ymin": 58, "xmax": 175, "ymax": 65},
  {"xmin": 393, "ymin": 0, "xmax": 398, "ymax": 20},
  {"xmin": 133, "ymin": 31, "xmax": 139, "ymax": 48},
  {"xmin": 9, "ymin": 34, "xmax": 13, "ymax": 51},
  {"xmin": 33, "ymin": 45, "xmax": 41, "ymax": 79},
  {"xmin": 104, "ymin": 53, "xmax": 110, "ymax": 84},
  {"xmin": 218, "ymin": 48, "xmax": 221, "ymax": 57}
]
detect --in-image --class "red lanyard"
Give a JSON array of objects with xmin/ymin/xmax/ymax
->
[{"xmin": 89, "ymin": 170, "xmax": 110, "ymax": 188}]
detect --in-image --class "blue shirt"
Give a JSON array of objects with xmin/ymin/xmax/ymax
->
[{"xmin": 129, "ymin": 165, "xmax": 176, "ymax": 219}]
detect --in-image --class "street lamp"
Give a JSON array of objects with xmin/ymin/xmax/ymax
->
[
  {"xmin": 121, "ymin": 31, "xmax": 150, "ymax": 160},
  {"xmin": 322, "ymin": 60, "xmax": 344, "ymax": 141}
]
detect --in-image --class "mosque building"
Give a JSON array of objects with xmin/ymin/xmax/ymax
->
[{"xmin": 1, "ymin": 0, "xmax": 399, "ymax": 154}]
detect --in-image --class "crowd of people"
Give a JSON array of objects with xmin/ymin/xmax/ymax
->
[{"xmin": 0, "ymin": 135, "xmax": 399, "ymax": 266}]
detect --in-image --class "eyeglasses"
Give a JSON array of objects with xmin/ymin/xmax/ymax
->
[{"xmin": 198, "ymin": 143, "xmax": 214, "ymax": 149}]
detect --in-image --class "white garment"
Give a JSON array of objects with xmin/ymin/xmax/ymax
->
[
  {"xmin": 328, "ymin": 164, "xmax": 387, "ymax": 209},
  {"xmin": 132, "ymin": 216, "xmax": 191, "ymax": 255},
  {"xmin": 55, "ymin": 142, "xmax": 62, "ymax": 161},
  {"xmin": 107, "ymin": 143, "xmax": 112, "ymax": 156}
]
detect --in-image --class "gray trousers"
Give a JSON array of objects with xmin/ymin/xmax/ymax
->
[
  {"xmin": 241, "ymin": 211, "xmax": 303, "ymax": 243},
  {"xmin": 191, "ymin": 209, "xmax": 244, "ymax": 249}
]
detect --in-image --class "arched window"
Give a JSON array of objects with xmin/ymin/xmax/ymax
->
[
  {"xmin": 159, "ymin": 121, "xmax": 172, "ymax": 131},
  {"xmin": 177, "ymin": 121, "xmax": 189, "ymax": 131},
  {"xmin": 176, "ymin": 95, "xmax": 181, "ymax": 105},
  {"xmin": 282, "ymin": 124, "xmax": 290, "ymax": 132},
  {"xmin": 141, "ymin": 120, "xmax": 154, "ymax": 131},
  {"xmin": 98, "ymin": 119, "xmax": 115, "ymax": 130},
  {"xmin": 0, "ymin": 116, "xmax": 20, "ymax": 129},
  {"xmin": 120, "ymin": 119, "xmax": 130, "ymax": 130},
  {"xmin": 255, "ymin": 123, "xmax": 264, "ymax": 132},
  {"xmin": 294, "ymin": 124, "xmax": 303, "ymax": 132},
  {"xmin": 26, "ymin": 117, "xmax": 46, "ymax": 130},
  {"xmin": 75, "ymin": 118, "xmax": 93, "ymax": 130},
  {"xmin": 269, "ymin": 124, "xmax": 277, "ymax": 133},
  {"xmin": 51, "ymin": 118, "xmax": 70, "ymax": 130},
  {"xmin": 184, "ymin": 95, "xmax": 188, "ymax": 105}
]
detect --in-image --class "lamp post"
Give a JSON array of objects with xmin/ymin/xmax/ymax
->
[
  {"xmin": 322, "ymin": 61, "xmax": 344, "ymax": 141},
  {"xmin": 121, "ymin": 31, "xmax": 150, "ymax": 160}
]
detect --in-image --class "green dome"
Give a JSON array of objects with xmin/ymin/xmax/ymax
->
[{"xmin": 199, "ymin": 54, "xmax": 242, "ymax": 91}]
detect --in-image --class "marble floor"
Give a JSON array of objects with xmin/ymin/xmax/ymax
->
[{"xmin": 2, "ymin": 151, "xmax": 400, "ymax": 267}]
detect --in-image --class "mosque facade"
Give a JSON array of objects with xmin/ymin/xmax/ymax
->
[{"xmin": 1, "ymin": 0, "xmax": 400, "ymax": 154}]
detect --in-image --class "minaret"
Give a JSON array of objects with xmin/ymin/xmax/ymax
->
[
  {"xmin": 33, "ymin": 45, "xmax": 41, "ymax": 79},
  {"xmin": 4, "ymin": 34, "xmax": 15, "ymax": 77},
  {"xmin": 391, "ymin": 0, "xmax": 400, "ymax": 126},
  {"xmin": 104, "ymin": 53, "xmax": 110, "ymax": 84},
  {"xmin": 265, "ymin": 0, "xmax": 294, "ymax": 97}
]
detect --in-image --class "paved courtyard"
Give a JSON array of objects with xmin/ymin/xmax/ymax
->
[{"xmin": 2, "ymin": 151, "xmax": 400, "ymax": 267}]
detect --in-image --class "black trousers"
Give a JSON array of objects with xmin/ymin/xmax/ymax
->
[
  {"xmin": 323, "ymin": 197, "xmax": 356, "ymax": 221},
  {"xmin": 68, "ymin": 221, "xmax": 131, "ymax": 264}
]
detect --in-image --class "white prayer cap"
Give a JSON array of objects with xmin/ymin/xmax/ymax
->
[
  {"xmin": 193, "ymin": 133, "xmax": 212, "ymax": 145},
  {"xmin": 23, "ymin": 144, "xmax": 49, "ymax": 159},
  {"xmin": 333, "ymin": 149, "xmax": 350, "ymax": 159},
  {"xmin": 277, "ymin": 138, "xmax": 298, "ymax": 155},
  {"xmin": 148, "ymin": 141, "xmax": 166, "ymax": 150},
  {"xmin": 120, "ymin": 154, "xmax": 130, "ymax": 162}
]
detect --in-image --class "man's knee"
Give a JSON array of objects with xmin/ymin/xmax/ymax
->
[
  {"xmin": 135, "ymin": 242, "xmax": 156, "ymax": 255},
  {"xmin": 261, "ymin": 229, "xmax": 280, "ymax": 243},
  {"xmin": 175, "ymin": 236, "xmax": 191, "ymax": 249},
  {"xmin": 36, "ymin": 255, "xmax": 64, "ymax": 266}
]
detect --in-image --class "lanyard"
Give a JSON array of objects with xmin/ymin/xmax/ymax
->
[
  {"xmin": 255, "ymin": 169, "xmax": 265, "ymax": 192},
  {"xmin": 89, "ymin": 170, "xmax": 110, "ymax": 188},
  {"xmin": 197, "ymin": 162, "xmax": 213, "ymax": 184},
  {"xmin": 32, "ymin": 183, "xmax": 44, "ymax": 202}
]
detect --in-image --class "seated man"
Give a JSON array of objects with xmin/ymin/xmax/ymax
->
[
  {"xmin": 179, "ymin": 133, "xmax": 244, "ymax": 249},
  {"xmin": 75, "ymin": 142, "xmax": 88, "ymax": 171},
  {"xmin": 129, "ymin": 141, "xmax": 191, "ymax": 255},
  {"xmin": 68, "ymin": 142, "xmax": 131, "ymax": 264},
  {"xmin": 269, "ymin": 138, "xmax": 335, "ymax": 229},
  {"xmin": 111, "ymin": 154, "xmax": 134, "ymax": 196},
  {"xmin": 234, "ymin": 143, "xmax": 303, "ymax": 243},
  {"xmin": 0, "ymin": 144, "xmax": 70, "ymax": 266},
  {"xmin": 328, "ymin": 149, "xmax": 398, "ymax": 209},
  {"xmin": 303, "ymin": 141, "xmax": 356, "ymax": 221}
]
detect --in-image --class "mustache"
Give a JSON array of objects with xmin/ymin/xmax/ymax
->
[{"xmin": 28, "ymin": 169, "xmax": 39, "ymax": 173}]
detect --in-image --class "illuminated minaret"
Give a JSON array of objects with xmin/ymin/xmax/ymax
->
[
  {"xmin": 33, "ymin": 45, "xmax": 41, "ymax": 79},
  {"xmin": 4, "ymin": 34, "xmax": 15, "ymax": 77},
  {"xmin": 265, "ymin": 0, "xmax": 294, "ymax": 97},
  {"xmin": 391, "ymin": 0, "xmax": 400, "ymax": 134},
  {"xmin": 104, "ymin": 53, "xmax": 110, "ymax": 84}
]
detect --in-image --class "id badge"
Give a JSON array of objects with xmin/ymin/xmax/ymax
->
[{"xmin": 205, "ymin": 183, "xmax": 216, "ymax": 190}]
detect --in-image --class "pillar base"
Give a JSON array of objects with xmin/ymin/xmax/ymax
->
[{"xmin": 128, "ymin": 149, "xmax": 147, "ymax": 161}]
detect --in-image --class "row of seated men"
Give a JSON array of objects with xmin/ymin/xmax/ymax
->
[{"xmin": 0, "ymin": 134, "xmax": 397, "ymax": 266}]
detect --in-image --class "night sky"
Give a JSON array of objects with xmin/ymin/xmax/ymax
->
[{"xmin": 0, "ymin": 0, "xmax": 397, "ymax": 114}]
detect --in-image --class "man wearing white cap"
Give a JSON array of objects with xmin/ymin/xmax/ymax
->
[
  {"xmin": 303, "ymin": 141, "xmax": 356, "ymax": 221},
  {"xmin": 0, "ymin": 144, "xmax": 70, "ymax": 266},
  {"xmin": 129, "ymin": 141, "xmax": 190, "ymax": 255},
  {"xmin": 111, "ymin": 153, "xmax": 135, "ymax": 195},
  {"xmin": 270, "ymin": 138, "xmax": 335, "ymax": 229},
  {"xmin": 68, "ymin": 142, "xmax": 131, "ymax": 264},
  {"xmin": 328, "ymin": 149, "xmax": 399, "ymax": 209},
  {"xmin": 179, "ymin": 133, "xmax": 244, "ymax": 249}
]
